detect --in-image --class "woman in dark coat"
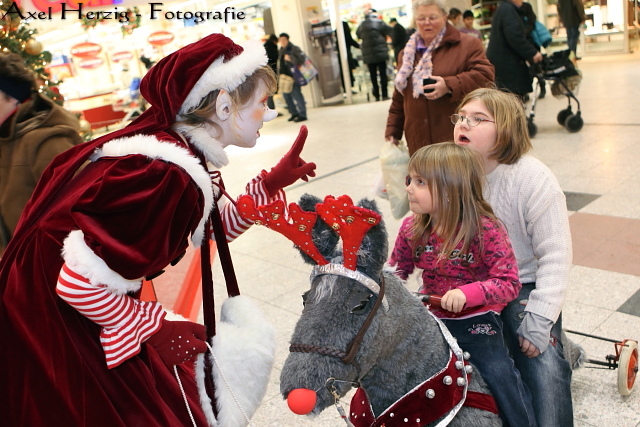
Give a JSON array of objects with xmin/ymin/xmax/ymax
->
[
  {"xmin": 486, "ymin": 0, "xmax": 543, "ymax": 99},
  {"xmin": 356, "ymin": 10, "xmax": 393, "ymax": 101}
]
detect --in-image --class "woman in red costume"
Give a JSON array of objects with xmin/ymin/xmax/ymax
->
[{"xmin": 0, "ymin": 34, "xmax": 315, "ymax": 426}]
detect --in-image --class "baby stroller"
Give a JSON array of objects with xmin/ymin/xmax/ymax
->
[{"xmin": 527, "ymin": 49, "xmax": 583, "ymax": 137}]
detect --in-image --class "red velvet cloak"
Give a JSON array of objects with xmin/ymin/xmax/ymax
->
[{"xmin": 0, "ymin": 134, "xmax": 210, "ymax": 426}]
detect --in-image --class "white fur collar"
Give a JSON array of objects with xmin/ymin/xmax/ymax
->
[
  {"xmin": 90, "ymin": 134, "xmax": 214, "ymax": 246},
  {"xmin": 173, "ymin": 124, "xmax": 229, "ymax": 168}
]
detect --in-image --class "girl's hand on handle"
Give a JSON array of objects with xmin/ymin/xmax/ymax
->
[{"xmin": 441, "ymin": 289, "xmax": 467, "ymax": 313}]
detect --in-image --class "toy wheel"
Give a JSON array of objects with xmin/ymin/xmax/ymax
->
[
  {"xmin": 527, "ymin": 118, "xmax": 538, "ymax": 138},
  {"xmin": 564, "ymin": 113, "xmax": 584, "ymax": 133},
  {"xmin": 557, "ymin": 107, "xmax": 573, "ymax": 126},
  {"xmin": 618, "ymin": 340, "xmax": 638, "ymax": 396}
]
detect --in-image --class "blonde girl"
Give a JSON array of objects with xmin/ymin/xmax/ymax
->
[
  {"xmin": 390, "ymin": 142, "xmax": 536, "ymax": 427},
  {"xmin": 454, "ymin": 87, "xmax": 573, "ymax": 426}
]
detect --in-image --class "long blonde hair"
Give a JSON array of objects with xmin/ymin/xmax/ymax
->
[{"xmin": 408, "ymin": 142, "xmax": 496, "ymax": 260}]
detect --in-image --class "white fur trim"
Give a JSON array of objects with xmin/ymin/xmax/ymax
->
[
  {"xmin": 91, "ymin": 135, "xmax": 214, "ymax": 246},
  {"xmin": 61, "ymin": 230, "xmax": 141, "ymax": 295},
  {"xmin": 180, "ymin": 40, "xmax": 267, "ymax": 115},
  {"xmin": 164, "ymin": 310, "xmax": 188, "ymax": 322},
  {"xmin": 195, "ymin": 295, "xmax": 276, "ymax": 426},
  {"xmin": 173, "ymin": 125, "xmax": 229, "ymax": 168}
]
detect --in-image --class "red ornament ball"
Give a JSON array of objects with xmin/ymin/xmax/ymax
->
[{"xmin": 286, "ymin": 388, "xmax": 317, "ymax": 415}]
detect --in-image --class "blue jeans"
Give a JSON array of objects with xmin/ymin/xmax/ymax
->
[
  {"xmin": 501, "ymin": 283, "xmax": 574, "ymax": 427},
  {"xmin": 443, "ymin": 312, "xmax": 537, "ymax": 427},
  {"xmin": 283, "ymin": 83, "xmax": 306, "ymax": 118},
  {"xmin": 566, "ymin": 26, "xmax": 580, "ymax": 55}
]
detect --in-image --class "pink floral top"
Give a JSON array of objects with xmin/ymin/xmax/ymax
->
[{"xmin": 390, "ymin": 216, "xmax": 521, "ymax": 319}]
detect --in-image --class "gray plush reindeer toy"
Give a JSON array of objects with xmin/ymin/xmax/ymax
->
[{"xmin": 237, "ymin": 194, "xmax": 502, "ymax": 427}]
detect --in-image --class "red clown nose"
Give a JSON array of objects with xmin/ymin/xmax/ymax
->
[{"xmin": 287, "ymin": 388, "xmax": 317, "ymax": 415}]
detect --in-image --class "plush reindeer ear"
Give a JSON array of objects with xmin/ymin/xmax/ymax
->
[
  {"xmin": 356, "ymin": 198, "xmax": 388, "ymax": 280},
  {"xmin": 298, "ymin": 193, "xmax": 340, "ymax": 265}
]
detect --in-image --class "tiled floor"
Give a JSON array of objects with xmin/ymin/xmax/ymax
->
[{"xmin": 154, "ymin": 50, "xmax": 640, "ymax": 426}]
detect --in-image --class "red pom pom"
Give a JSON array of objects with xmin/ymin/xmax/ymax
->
[{"xmin": 287, "ymin": 388, "xmax": 317, "ymax": 415}]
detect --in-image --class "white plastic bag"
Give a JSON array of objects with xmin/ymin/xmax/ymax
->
[
  {"xmin": 371, "ymin": 172, "xmax": 388, "ymax": 200},
  {"xmin": 379, "ymin": 142, "xmax": 410, "ymax": 219}
]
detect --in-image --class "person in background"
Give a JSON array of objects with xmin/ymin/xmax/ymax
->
[
  {"xmin": 557, "ymin": 0, "xmax": 586, "ymax": 59},
  {"xmin": 448, "ymin": 7, "xmax": 463, "ymax": 28},
  {"xmin": 486, "ymin": 0, "xmax": 543, "ymax": 101},
  {"xmin": 0, "ymin": 33, "xmax": 316, "ymax": 426},
  {"xmin": 520, "ymin": 2, "xmax": 547, "ymax": 98},
  {"xmin": 263, "ymin": 34, "xmax": 282, "ymax": 113},
  {"xmin": 460, "ymin": 10, "xmax": 483, "ymax": 39},
  {"xmin": 0, "ymin": 52, "xmax": 82, "ymax": 256},
  {"xmin": 278, "ymin": 33, "xmax": 308, "ymax": 122},
  {"xmin": 390, "ymin": 142, "xmax": 536, "ymax": 427},
  {"xmin": 454, "ymin": 87, "xmax": 574, "ymax": 426},
  {"xmin": 389, "ymin": 17, "xmax": 408, "ymax": 66},
  {"xmin": 356, "ymin": 9, "xmax": 393, "ymax": 101},
  {"xmin": 385, "ymin": 0, "xmax": 494, "ymax": 157},
  {"xmin": 336, "ymin": 20, "xmax": 361, "ymax": 93}
]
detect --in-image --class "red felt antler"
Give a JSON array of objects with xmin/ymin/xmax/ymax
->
[
  {"xmin": 315, "ymin": 195, "xmax": 381, "ymax": 270},
  {"xmin": 237, "ymin": 194, "xmax": 381, "ymax": 271},
  {"xmin": 237, "ymin": 195, "xmax": 328, "ymax": 265}
]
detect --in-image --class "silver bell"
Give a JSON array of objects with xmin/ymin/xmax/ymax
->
[
  {"xmin": 443, "ymin": 376, "xmax": 453, "ymax": 385},
  {"xmin": 425, "ymin": 389, "xmax": 436, "ymax": 399}
]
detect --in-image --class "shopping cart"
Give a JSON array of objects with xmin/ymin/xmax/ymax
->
[{"xmin": 527, "ymin": 49, "xmax": 583, "ymax": 137}]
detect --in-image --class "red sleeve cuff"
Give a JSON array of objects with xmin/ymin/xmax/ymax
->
[{"xmin": 459, "ymin": 283, "xmax": 484, "ymax": 308}]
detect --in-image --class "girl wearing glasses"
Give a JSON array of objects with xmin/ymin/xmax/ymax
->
[
  {"xmin": 390, "ymin": 142, "xmax": 536, "ymax": 427},
  {"xmin": 454, "ymin": 87, "xmax": 574, "ymax": 426},
  {"xmin": 385, "ymin": 0, "xmax": 495, "ymax": 157}
]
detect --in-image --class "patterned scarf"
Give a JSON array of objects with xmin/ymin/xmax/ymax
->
[{"xmin": 394, "ymin": 26, "xmax": 447, "ymax": 98}]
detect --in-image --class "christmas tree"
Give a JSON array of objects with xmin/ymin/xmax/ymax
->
[{"xmin": 0, "ymin": 0, "xmax": 64, "ymax": 105}]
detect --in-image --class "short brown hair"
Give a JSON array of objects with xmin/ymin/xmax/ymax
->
[{"xmin": 457, "ymin": 88, "xmax": 532, "ymax": 165}]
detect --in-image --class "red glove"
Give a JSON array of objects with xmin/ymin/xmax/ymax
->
[
  {"xmin": 146, "ymin": 318, "xmax": 208, "ymax": 366},
  {"xmin": 263, "ymin": 125, "xmax": 317, "ymax": 196}
]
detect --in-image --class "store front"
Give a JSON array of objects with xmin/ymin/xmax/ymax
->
[
  {"xmin": 20, "ymin": 0, "xmax": 271, "ymax": 127},
  {"xmin": 537, "ymin": 0, "xmax": 639, "ymax": 56},
  {"xmin": 22, "ymin": 0, "xmax": 634, "ymax": 125},
  {"xmin": 22, "ymin": 0, "xmax": 417, "ymax": 119}
]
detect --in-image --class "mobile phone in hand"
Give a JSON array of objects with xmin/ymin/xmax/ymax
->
[{"xmin": 423, "ymin": 78, "xmax": 436, "ymax": 94}]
